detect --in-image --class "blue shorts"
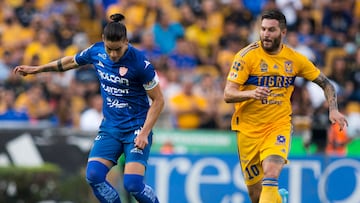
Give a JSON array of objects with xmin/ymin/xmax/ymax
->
[{"xmin": 88, "ymin": 127, "xmax": 153, "ymax": 167}]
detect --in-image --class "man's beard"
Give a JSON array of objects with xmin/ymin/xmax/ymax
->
[{"xmin": 261, "ymin": 35, "xmax": 281, "ymax": 53}]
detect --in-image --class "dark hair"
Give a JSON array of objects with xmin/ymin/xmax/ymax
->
[
  {"xmin": 261, "ymin": 10, "xmax": 287, "ymax": 30},
  {"xmin": 103, "ymin": 13, "xmax": 127, "ymax": 41}
]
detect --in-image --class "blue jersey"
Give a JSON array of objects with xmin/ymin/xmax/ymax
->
[{"xmin": 75, "ymin": 43, "xmax": 158, "ymax": 132}]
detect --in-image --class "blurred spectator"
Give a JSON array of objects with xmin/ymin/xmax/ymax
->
[
  {"xmin": 305, "ymin": 101, "xmax": 330, "ymax": 154},
  {"xmin": 286, "ymin": 31, "xmax": 316, "ymax": 62},
  {"xmin": 321, "ymin": 0, "xmax": 353, "ymax": 47},
  {"xmin": 177, "ymin": 2, "xmax": 197, "ymax": 28},
  {"xmin": 136, "ymin": 29, "xmax": 166, "ymax": 69},
  {"xmin": 152, "ymin": 8, "xmax": 184, "ymax": 54},
  {"xmin": 185, "ymin": 11, "xmax": 218, "ymax": 65},
  {"xmin": 62, "ymin": 79, "xmax": 88, "ymax": 128},
  {"xmin": 347, "ymin": 47, "xmax": 360, "ymax": 102},
  {"xmin": 22, "ymin": 28, "xmax": 62, "ymax": 66},
  {"xmin": 200, "ymin": 0, "xmax": 224, "ymax": 41},
  {"xmin": 53, "ymin": 5, "xmax": 81, "ymax": 49},
  {"xmin": 291, "ymin": 79, "xmax": 313, "ymax": 139},
  {"xmin": 3, "ymin": 71, "xmax": 28, "ymax": 98},
  {"xmin": 168, "ymin": 77, "xmax": 209, "ymax": 129},
  {"xmin": 14, "ymin": 0, "xmax": 38, "ymax": 27},
  {"xmin": 295, "ymin": 6, "xmax": 316, "ymax": 45},
  {"xmin": 193, "ymin": 73, "xmax": 221, "ymax": 129},
  {"xmin": 0, "ymin": 86, "xmax": 29, "ymax": 121},
  {"xmin": 275, "ymin": 0, "xmax": 303, "ymax": 31},
  {"xmin": 80, "ymin": 92, "xmax": 103, "ymax": 132},
  {"xmin": 0, "ymin": 51, "xmax": 14, "ymax": 82},
  {"xmin": 223, "ymin": 0, "xmax": 254, "ymax": 29},
  {"xmin": 0, "ymin": 7, "xmax": 33, "ymax": 51},
  {"xmin": 74, "ymin": 65, "xmax": 100, "ymax": 95},
  {"xmin": 107, "ymin": 0, "xmax": 160, "ymax": 43},
  {"xmin": 243, "ymin": 0, "xmax": 269, "ymax": 17},
  {"xmin": 157, "ymin": 68, "xmax": 182, "ymax": 129},
  {"xmin": 167, "ymin": 37, "xmax": 198, "ymax": 73},
  {"xmin": 14, "ymin": 81, "xmax": 55, "ymax": 122},
  {"xmin": 327, "ymin": 56, "xmax": 352, "ymax": 104}
]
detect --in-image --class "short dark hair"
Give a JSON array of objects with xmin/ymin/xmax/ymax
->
[
  {"xmin": 103, "ymin": 13, "xmax": 127, "ymax": 41},
  {"xmin": 261, "ymin": 10, "xmax": 287, "ymax": 30}
]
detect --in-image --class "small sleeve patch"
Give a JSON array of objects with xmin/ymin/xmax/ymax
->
[{"xmin": 143, "ymin": 72, "xmax": 159, "ymax": 90}]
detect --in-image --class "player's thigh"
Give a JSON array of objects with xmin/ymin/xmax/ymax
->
[
  {"xmin": 260, "ymin": 123, "xmax": 292, "ymax": 163},
  {"xmin": 123, "ymin": 131, "xmax": 153, "ymax": 175},
  {"xmin": 88, "ymin": 131, "xmax": 124, "ymax": 165},
  {"xmin": 237, "ymin": 131, "xmax": 263, "ymax": 186}
]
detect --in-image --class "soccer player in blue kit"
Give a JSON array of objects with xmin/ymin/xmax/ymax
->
[{"xmin": 14, "ymin": 13, "xmax": 164, "ymax": 203}]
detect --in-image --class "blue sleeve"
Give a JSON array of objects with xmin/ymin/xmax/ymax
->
[
  {"xmin": 139, "ymin": 59, "xmax": 156, "ymax": 84},
  {"xmin": 74, "ymin": 44, "xmax": 94, "ymax": 66}
]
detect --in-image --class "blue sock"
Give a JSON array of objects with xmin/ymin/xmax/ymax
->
[
  {"xmin": 86, "ymin": 161, "xmax": 121, "ymax": 203},
  {"xmin": 123, "ymin": 174, "xmax": 159, "ymax": 203}
]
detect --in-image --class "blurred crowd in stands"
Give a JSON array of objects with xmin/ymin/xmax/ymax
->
[{"xmin": 0, "ymin": 0, "xmax": 359, "ymax": 154}]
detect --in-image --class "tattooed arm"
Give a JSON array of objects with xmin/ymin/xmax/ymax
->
[
  {"xmin": 312, "ymin": 72, "xmax": 348, "ymax": 130},
  {"xmin": 13, "ymin": 56, "xmax": 79, "ymax": 76}
]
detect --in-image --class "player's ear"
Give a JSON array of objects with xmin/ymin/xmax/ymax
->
[{"xmin": 102, "ymin": 34, "xmax": 105, "ymax": 42}]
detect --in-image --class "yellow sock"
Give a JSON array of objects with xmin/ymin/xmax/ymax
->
[{"xmin": 259, "ymin": 178, "xmax": 280, "ymax": 203}]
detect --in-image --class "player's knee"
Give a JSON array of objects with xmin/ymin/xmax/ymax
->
[
  {"xmin": 123, "ymin": 174, "xmax": 144, "ymax": 193},
  {"xmin": 86, "ymin": 161, "xmax": 109, "ymax": 184}
]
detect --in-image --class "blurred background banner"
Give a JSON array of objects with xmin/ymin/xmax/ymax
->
[
  {"xmin": 1, "ymin": 128, "xmax": 359, "ymax": 202},
  {"xmin": 146, "ymin": 154, "xmax": 360, "ymax": 203}
]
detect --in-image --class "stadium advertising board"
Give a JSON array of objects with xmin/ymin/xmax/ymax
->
[{"xmin": 146, "ymin": 154, "xmax": 360, "ymax": 203}]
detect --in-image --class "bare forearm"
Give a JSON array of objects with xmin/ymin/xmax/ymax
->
[
  {"xmin": 38, "ymin": 56, "xmax": 78, "ymax": 73},
  {"xmin": 224, "ymin": 87, "xmax": 253, "ymax": 103},
  {"xmin": 142, "ymin": 99, "xmax": 164, "ymax": 134},
  {"xmin": 313, "ymin": 73, "xmax": 338, "ymax": 111}
]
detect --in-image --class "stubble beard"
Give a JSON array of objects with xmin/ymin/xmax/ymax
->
[{"xmin": 261, "ymin": 35, "xmax": 281, "ymax": 53}]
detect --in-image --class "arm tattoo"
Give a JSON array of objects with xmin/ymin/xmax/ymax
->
[
  {"xmin": 312, "ymin": 73, "xmax": 338, "ymax": 111},
  {"xmin": 57, "ymin": 59, "xmax": 64, "ymax": 72}
]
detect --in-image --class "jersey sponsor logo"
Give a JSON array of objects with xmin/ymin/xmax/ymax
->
[
  {"xmin": 97, "ymin": 60, "xmax": 104, "ymax": 68},
  {"xmin": 106, "ymin": 97, "xmax": 129, "ymax": 108},
  {"xmin": 97, "ymin": 69, "xmax": 129, "ymax": 85},
  {"xmin": 229, "ymin": 72, "xmax": 238, "ymax": 79},
  {"xmin": 119, "ymin": 66, "xmax": 128, "ymax": 76},
  {"xmin": 261, "ymin": 99, "xmax": 282, "ymax": 105},
  {"xmin": 102, "ymin": 83, "xmax": 129, "ymax": 96}
]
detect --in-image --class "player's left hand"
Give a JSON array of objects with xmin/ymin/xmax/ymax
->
[
  {"xmin": 134, "ymin": 134, "xmax": 148, "ymax": 149},
  {"xmin": 329, "ymin": 110, "xmax": 348, "ymax": 131}
]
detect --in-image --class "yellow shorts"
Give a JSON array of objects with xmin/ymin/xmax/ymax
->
[{"xmin": 236, "ymin": 123, "xmax": 292, "ymax": 186}]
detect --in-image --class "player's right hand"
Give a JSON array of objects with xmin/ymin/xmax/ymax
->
[
  {"xmin": 13, "ymin": 65, "xmax": 37, "ymax": 76},
  {"xmin": 253, "ymin": 86, "xmax": 271, "ymax": 100}
]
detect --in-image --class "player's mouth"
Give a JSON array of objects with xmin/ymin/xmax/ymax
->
[{"xmin": 263, "ymin": 39, "xmax": 272, "ymax": 46}]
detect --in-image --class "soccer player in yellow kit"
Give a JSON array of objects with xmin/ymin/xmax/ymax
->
[{"xmin": 224, "ymin": 10, "xmax": 348, "ymax": 203}]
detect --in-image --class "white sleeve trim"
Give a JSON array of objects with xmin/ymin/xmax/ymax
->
[{"xmin": 143, "ymin": 72, "xmax": 160, "ymax": 90}]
